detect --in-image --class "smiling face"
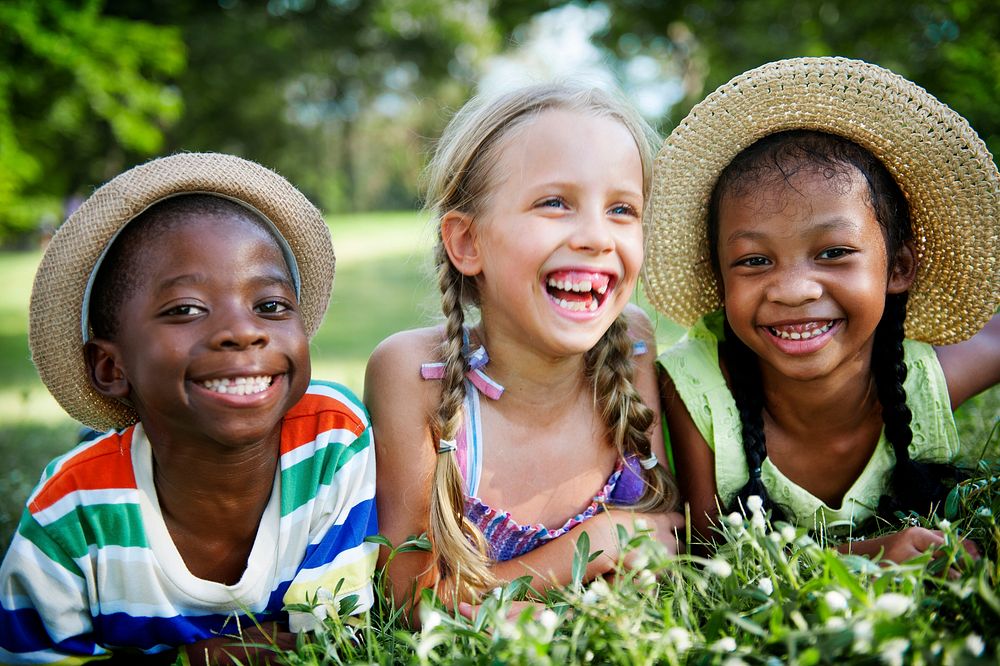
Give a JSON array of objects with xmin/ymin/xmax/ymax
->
[
  {"xmin": 716, "ymin": 166, "xmax": 907, "ymax": 383},
  {"xmin": 464, "ymin": 108, "xmax": 645, "ymax": 356},
  {"xmin": 89, "ymin": 211, "xmax": 310, "ymax": 450}
]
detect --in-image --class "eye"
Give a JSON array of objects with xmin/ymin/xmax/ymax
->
[
  {"xmin": 535, "ymin": 197, "xmax": 567, "ymax": 210},
  {"xmin": 162, "ymin": 304, "xmax": 205, "ymax": 317},
  {"xmin": 818, "ymin": 247, "xmax": 853, "ymax": 260},
  {"xmin": 734, "ymin": 256, "xmax": 771, "ymax": 268},
  {"xmin": 256, "ymin": 300, "xmax": 291, "ymax": 314},
  {"xmin": 608, "ymin": 202, "xmax": 639, "ymax": 218}
]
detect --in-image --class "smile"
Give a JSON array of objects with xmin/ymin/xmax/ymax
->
[
  {"xmin": 198, "ymin": 375, "xmax": 274, "ymax": 395},
  {"xmin": 766, "ymin": 320, "xmax": 835, "ymax": 340},
  {"xmin": 544, "ymin": 270, "xmax": 614, "ymax": 314}
]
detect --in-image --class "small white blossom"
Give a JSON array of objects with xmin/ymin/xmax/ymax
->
[
  {"xmin": 937, "ymin": 519, "xmax": 951, "ymax": 530},
  {"xmin": 768, "ymin": 531, "xmax": 783, "ymax": 544},
  {"xmin": 633, "ymin": 517, "xmax": 649, "ymax": 532},
  {"xmin": 750, "ymin": 511, "xmax": 766, "ymax": 531},
  {"xmin": 880, "ymin": 638, "xmax": 910, "ymax": 666},
  {"xmin": 874, "ymin": 593, "xmax": 911, "ymax": 618},
  {"xmin": 826, "ymin": 616, "xmax": 846, "ymax": 630},
  {"xmin": 589, "ymin": 578, "xmax": 610, "ymax": 598},
  {"xmin": 637, "ymin": 569, "xmax": 657, "ymax": 589},
  {"xmin": 706, "ymin": 558, "xmax": 732, "ymax": 578},
  {"xmin": 666, "ymin": 627, "xmax": 692, "ymax": 652},
  {"xmin": 853, "ymin": 620, "xmax": 874, "ymax": 652},
  {"xmin": 977, "ymin": 507, "xmax": 992, "ymax": 517},
  {"xmin": 727, "ymin": 511, "xmax": 744, "ymax": 527},
  {"xmin": 723, "ymin": 658, "xmax": 749, "ymax": 666},
  {"xmin": 965, "ymin": 634, "xmax": 985, "ymax": 657},
  {"xmin": 539, "ymin": 609, "xmax": 558, "ymax": 632},
  {"xmin": 757, "ymin": 577, "xmax": 774, "ymax": 596},
  {"xmin": 745, "ymin": 495, "xmax": 763, "ymax": 515},
  {"xmin": 780, "ymin": 525, "xmax": 797, "ymax": 543},
  {"xmin": 421, "ymin": 609, "xmax": 443, "ymax": 632},
  {"xmin": 713, "ymin": 636, "xmax": 737, "ymax": 653},
  {"xmin": 581, "ymin": 589, "xmax": 599, "ymax": 605},
  {"xmin": 824, "ymin": 590, "xmax": 849, "ymax": 612}
]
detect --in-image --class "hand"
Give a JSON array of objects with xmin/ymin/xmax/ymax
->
[
  {"xmin": 846, "ymin": 527, "xmax": 980, "ymax": 576},
  {"xmin": 182, "ymin": 622, "xmax": 297, "ymax": 666},
  {"xmin": 458, "ymin": 600, "xmax": 542, "ymax": 622},
  {"xmin": 601, "ymin": 509, "xmax": 684, "ymax": 570}
]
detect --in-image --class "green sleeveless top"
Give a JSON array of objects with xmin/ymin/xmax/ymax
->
[{"xmin": 659, "ymin": 310, "xmax": 987, "ymax": 532}]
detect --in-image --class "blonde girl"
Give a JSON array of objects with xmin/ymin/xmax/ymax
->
[
  {"xmin": 646, "ymin": 58, "xmax": 999, "ymax": 563},
  {"xmin": 366, "ymin": 83, "xmax": 682, "ymax": 610}
]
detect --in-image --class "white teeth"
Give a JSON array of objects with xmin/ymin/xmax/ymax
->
[
  {"xmin": 554, "ymin": 296, "xmax": 598, "ymax": 313},
  {"xmin": 771, "ymin": 322, "xmax": 833, "ymax": 340},
  {"xmin": 199, "ymin": 375, "xmax": 273, "ymax": 395},
  {"xmin": 597, "ymin": 284, "xmax": 607, "ymax": 295},
  {"xmin": 546, "ymin": 277, "xmax": 601, "ymax": 294}
]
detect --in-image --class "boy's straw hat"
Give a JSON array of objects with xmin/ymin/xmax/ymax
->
[
  {"xmin": 643, "ymin": 56, "xmax": 999, "ymax": 345},
  {"xmin": 29, "ymin": 152, "xmax": 334, "ymax": 431}
]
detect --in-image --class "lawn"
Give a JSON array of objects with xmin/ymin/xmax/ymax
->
[{"xmin": 1, "ymin": 211, "xmax": 997, "ymax": 664}]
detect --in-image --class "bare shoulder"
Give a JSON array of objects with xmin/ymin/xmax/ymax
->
[{"xmin": 623, "ymin": 303, "xmax": 656, "ymax": 346}]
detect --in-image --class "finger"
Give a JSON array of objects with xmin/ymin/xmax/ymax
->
[
  {"xmin": 962, "ymin": 539, "xmax": 982, "ymax": 560},
  {"xmin": 458, "ymin": 601, "xmax": 478, "ymax": 620}
]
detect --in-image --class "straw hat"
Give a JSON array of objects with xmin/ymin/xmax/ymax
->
[
  {"xmin": 29, "ymin": 152, "xmax": 334, "ymax": 431},
  {"xmin": 643, "ymin": 56, "xmax": 999, "ymax": 344}
]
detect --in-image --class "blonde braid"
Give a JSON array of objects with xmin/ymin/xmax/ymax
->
[
  {"xmin": 426, "ymin": 241, "xmax": 496, "ymax": 599},
  {"xmin": 585, "ymin": 315, "xmax": 679, "ymax": 512}
]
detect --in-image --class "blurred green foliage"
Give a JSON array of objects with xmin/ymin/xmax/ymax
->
[{"xmin": 1, "ymin": 0, "xmax": 997, "ymax": 244}]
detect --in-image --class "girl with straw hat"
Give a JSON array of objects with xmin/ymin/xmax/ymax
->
[{"xmin": 646, "ymin": 57, "xmax": 999, "ymax": 563}]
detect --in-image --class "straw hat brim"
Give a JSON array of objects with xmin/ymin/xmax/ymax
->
[
  {"xmin": 29, "ymin": 152, "xmax": 334, "ymax": 431},
  {"xmin": 643, "ymin": 57, "xmax": 1000, "ymax": 345}
]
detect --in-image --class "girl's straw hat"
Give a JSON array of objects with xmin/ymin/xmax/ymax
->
[
  {"xmin": 29, "ymin": 152, "xmax": 335, "ymax": 431},
  {"xmin": 643, "ymin": 56, "xmax": 999, "ymax": 345}
]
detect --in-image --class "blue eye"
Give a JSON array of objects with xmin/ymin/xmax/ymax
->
[
  {"xmin": 536, "ymin": 197, "xmax": 567, "ymax": 209},
  {"xmin": 609, "ymin": 203, "xmax": 638, "ymax": 217}
]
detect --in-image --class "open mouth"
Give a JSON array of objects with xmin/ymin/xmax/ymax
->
[
  {"xmin": 544, "ymin": 270, "xmax": 614, "ymax": 313},
  {"xmin": 765, "ymin": 320, "xmax": 836, "ymax": 340},
  {"xmin": 197, "ymin": 375, "xmax": 274, "ymax": 396}
]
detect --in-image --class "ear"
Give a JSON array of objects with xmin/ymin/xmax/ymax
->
[
  {"xmin": 85, "ymin": 339, "xmax": 131, "ymax": 400},
  {"xmin": 440, "ymin": 210, "xmax": 482, "ymax": 277},
  {"xmin": 887, "ymin": 240, "xmax": 918, "ymax": 294}
]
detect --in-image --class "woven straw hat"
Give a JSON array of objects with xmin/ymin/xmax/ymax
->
[
  {"xmin": 643, "ymin": 56, "xmax": 999, "ymax": 344},
  {"xmin": 29, "ymin": 152, "xmax": 334, "ymax": 431}
]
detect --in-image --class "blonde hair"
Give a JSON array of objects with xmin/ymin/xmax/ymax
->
[{"xmin": 424, "ymin": 82, "xmax": 679, "ymax": 599}]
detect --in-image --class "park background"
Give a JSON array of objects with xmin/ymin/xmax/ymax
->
[{"xmin": 1, "ymin": 1, "xmax": 999, "ymax": 662}]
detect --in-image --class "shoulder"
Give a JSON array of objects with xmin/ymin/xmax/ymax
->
[
  {"xmin": 364, "ymin": 326, "xmax": 444, "ymax": 425},
  {"xmin": 623, "ymin": 303, "xmax": 655, "ymax": 346},
  {"xmin": 283, "ymin": 381, "xmax": 371, "ymax": 442},
  {"xmin": 367, "ymin": 326, "xmax": 445, "ymax": 377}
]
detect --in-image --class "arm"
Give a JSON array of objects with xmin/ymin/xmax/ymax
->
[
  {"xmin": 624, "ymin": 305, "xmax": 669, "ymax": 472},
  {"xmin": 364, "ymin": 329, "xmax": 442, "ymax": 617},
  {"xmin": 935, "ymin": 313, "xmax": 1000, "ymax": 409},
  {"xmin": 660, "ymin": 370, "xmax": 719, "ymax": 543}
]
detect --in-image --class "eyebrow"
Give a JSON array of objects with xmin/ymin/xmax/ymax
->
[
  {"xmin": 154, "ymin": 270, "xmax": 294, "ymax": 293},
  {"xmin": 725, "ymin": 217, "xmax": 861, "ymax": 243}
]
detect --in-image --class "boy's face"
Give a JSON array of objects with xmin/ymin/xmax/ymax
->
[{"xmin": 91, "ymin": 212, "xmax": 311, "ymax": 449}]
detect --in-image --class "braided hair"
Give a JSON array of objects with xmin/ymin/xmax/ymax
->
[
  {"xmin": 708, "ymin": 130, "xmax": 964, "ymax": 520},
  {"xmin": 422, "ymin": 83, "xmax": 676, "ymax": 598}
]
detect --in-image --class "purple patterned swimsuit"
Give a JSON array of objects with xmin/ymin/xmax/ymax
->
[{"xmin": 421, "ymin": 334, "xmax": 648, "ymax": 562}]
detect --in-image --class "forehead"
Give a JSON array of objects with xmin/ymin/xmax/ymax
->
[{"xmin": 135, "ymin": 211, "xmax": 288, "ymax": 271}]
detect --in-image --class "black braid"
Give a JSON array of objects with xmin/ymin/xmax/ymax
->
[
  {"xmin": 719, "ymin": 319, "xmax": 787, "ymax": 521},
  {"xmin": 874, "ymin": 293, "xmax": 967, "ymax": 518}
]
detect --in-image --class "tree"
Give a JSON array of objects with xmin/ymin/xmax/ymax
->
[{"xmin": 0, "ymin": 0, "xmax": 184, "ymax": 242}]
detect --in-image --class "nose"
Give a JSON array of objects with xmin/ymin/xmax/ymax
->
[
  {"xmin": 208, "ymin": 305, "xmax": 269, "ymax": 350},
  {"xmin": 765, "ymin": 263, "xmax": 823, "ymax": 306},
  {"xmin": 569, "ymin": 207, "xmax": 616, "ymax": 254}
]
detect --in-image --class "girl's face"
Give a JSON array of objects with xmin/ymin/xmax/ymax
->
[
  {"xmin": 716, "ymin": 167, "xmax": 910, "ymax": 383},
  {"xmin": 459, "ymin": 108, "xmax": 644, "ymax": 357}
]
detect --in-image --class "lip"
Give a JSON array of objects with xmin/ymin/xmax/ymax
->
[
  {"xmin": 759, "ymin": 319, "xmax": 842, "ymax": 356},
  {"xmin": 542, "ymin": 266, "xmax": 619, "ymax": 320}
]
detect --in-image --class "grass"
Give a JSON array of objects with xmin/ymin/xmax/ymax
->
[{"xmin": 1, "ymin": 211, "xmax": 998, "ymax": 663}]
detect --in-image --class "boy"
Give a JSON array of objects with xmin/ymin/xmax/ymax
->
[{"xmin": 0, "ymin": 153, "xmax": 377, "ymax": 664}]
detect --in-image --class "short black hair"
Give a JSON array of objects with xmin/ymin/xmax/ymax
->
[{"xmin": 88, "ymin": 194, "xmax": 278, "ymax": 340}]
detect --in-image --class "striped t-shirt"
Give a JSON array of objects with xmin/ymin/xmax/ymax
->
[{"xmin": 0, "ymin": 381, "xmax": 378, "ymax": 664}]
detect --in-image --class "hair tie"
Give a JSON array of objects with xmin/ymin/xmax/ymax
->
[
  {"xmin": 437, "ymin": 439, "xmax": 457, "ymax": 454},
  {"xmin": 750, "ymin": 466, "xmax": 762, "ymax": 480},
  {"xmin": 639, "ymin": 454, "xmax": 659, "ymax": 470}
]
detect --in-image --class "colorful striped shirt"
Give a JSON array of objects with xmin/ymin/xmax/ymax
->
[{"xmin": 0, "ymin": 381, "xmax": 378, "ymax": 664}]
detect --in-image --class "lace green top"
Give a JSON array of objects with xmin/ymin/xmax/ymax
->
[{"xmin": 659, "ymin": 310, "xmax": 988, "ymax": 531}]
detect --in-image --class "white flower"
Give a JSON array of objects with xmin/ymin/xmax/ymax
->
[
  {"xmin": 768, "ymin": 531, "xmax": 783, "ymax": 544},
  {"xmin": 757, "ymin": 577, "xmax": 774, "ymax": 596},
  {"xmin": 937, "ymin": 519, "xmax": 951, "ymax": 530},
  {"xmin": 965, "ymin": 633, "xmax": 985, "ymax": 657},
  {"xmin": 633, "ymin": 517, "xmax": 649, "ymax": 532},
  {"xmin": 727, "ymin": 511, "xmax": 744, "ymax": 527},
  {"xmin": 539, "ymin": 609, "xmax": 558, "ymax": 632},
  {"xmin": 666, "ymin": 627, "xmax": 692, "ymax": 652},
  {"xmin": 745, "ymin": 495, "xmax": 763, "ymax": 515},
  {"xmin": 713, "ymin": 636, "xmax": 737, "ymax": 653},
  {"xmin": 723, "ymin": 658, "xmax": 749, "ymax": 666},
  {"xmin": 421, "ymin": 609, "xmax": 443, "ymax": 632},
  {"xmin": 880, "ymin": 638, "xmax": 910, "ymax": 666},
  {"xmin": 977, "ymin": 507, "xmax": 992, "ymax": 517},
  {"xmin": 581, "ymin": 588, "xmax": 600, "ymax": 605},
  {"xmin": 589, "ymin": 578, "xmax": 610, "ymax": 598},
  {"xmin": 706, "ymin": 558, "xmax": 732, "ymax": 578},
  {"xmin": 490, "ymin": 586, "xmax": 503, "ymax": 600},
  {"xmin": 750, "ymin": 511, "xmax": 766, "ymax": 531},
  {"xmin": 637, "ymin": 569, "xmax": 657, "ymax": 589},
  {"xmin": 781, "ymin": 525, "xmax": 797, "ymax": 543},
  {"xmin": 824, "ymin": 590, "xmax": 849, "ymax": 612},
  {"xmin": 874, "ymin": 593, "xmax": 911, "ymax": 618},
  {"xmin": 826, "ymin": 616, "xmax": 846, "ymax": 630},
  {"xmin": 853, "ymin": 619, "xmax": 874, "ymax": 652}
]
